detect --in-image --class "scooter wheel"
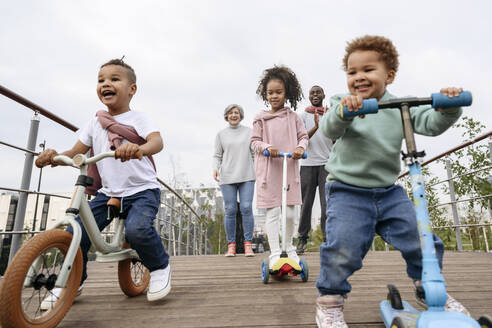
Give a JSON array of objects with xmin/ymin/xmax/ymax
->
[
  {"xmin": 390, "ymin": 316, "xmax": 406, "ymax": 328},
  {"xmin": 478, "ymin": 315, "xmax": 492, "ymax": 328},
  {"xmin": 261, "ymin": 259, "xmax": 269, "ymax": 284},
  {"xmin": 387, "ymin": 284, "xmax": 404, "ymax": 310},
  {"xmin": 299, "ymin": 258, "xmax": 309, "ymax": 282}
]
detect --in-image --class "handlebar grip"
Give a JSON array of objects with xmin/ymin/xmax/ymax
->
[
  {"xmin": 342, "ymin": 99, "xmax": 379, "ymax": 118},
  {"xmin": 431, "ymin": 91, "xmax": 472, "ymax": 109},
  {"xmin": 263, "ymin": 150, "xmax": 308, "ymax": 158}
]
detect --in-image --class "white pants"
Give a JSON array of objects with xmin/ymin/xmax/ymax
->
[{"xmin": 265, "ymin": 206, "xmax": 299, "ymax": 265}]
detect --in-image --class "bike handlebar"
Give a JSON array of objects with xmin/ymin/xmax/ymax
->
[
  {"xmin": 263, "ymin": 150, "xmax": 307, "ymax": 159},
  {"xmin": 342, "ymin": 91, "xmax": 473, "ymax": 118},
  {"xmin": 53, "ymin": 151, "xmax": 116, "ymax": 167}
]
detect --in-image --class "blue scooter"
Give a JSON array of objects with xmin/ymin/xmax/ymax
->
[{"xmin": 343, "ymin": 91, "xmax": 490, "ymax": 328}]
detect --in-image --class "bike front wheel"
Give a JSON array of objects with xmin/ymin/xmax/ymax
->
[
  {"xmin": 0, "ymin": 230, "xmax": 83, "ymax": 328},
  {"xmin": 118, "ymin": 242, "xmax": 150, "ymax": 297}
]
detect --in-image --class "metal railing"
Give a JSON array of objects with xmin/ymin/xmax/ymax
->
[
  {"xmin": 0, "ymin": 84, "xmax": 212, "ymax": 271},
  {"xmin": 372, "ymin": 131, "xmax": 492, "ymax": 252}
]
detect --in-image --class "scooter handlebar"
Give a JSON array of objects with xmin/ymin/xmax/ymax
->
[
  {"xmin": 342, "ymin": 99, "xmax": 379, "ymax": 118},
  {"xmin": 263, "ymin": 150, "xmax": 307, "ymax": 159},
  {"xmin": 431, "ymin": 91, "xmax": 472, "ymax": 109},
  {"xmin": 342, "ymin": 91, "xmax": 472, "ymax": 118}
]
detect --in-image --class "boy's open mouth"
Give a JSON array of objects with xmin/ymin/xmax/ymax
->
[{"xmin": 102, "ymin": 90, "xmax": 116, "ymax": 98}]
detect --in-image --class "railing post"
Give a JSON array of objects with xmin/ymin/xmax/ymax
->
[
  {"xmin": 168, "ymin": 197, "xmax": 173, "ymax": 253},
  {"xmin": 32, "ymin": 140, "xmax": 46, "ymax": 232},
  {"xmin": 483, "ymin": 227, "xmax": 490, "ymax": 253},
  {"xmin": 186, "ymin": 214, "xmax": 190, "ymax": 256},
  {"xmin": 446, "ymin": 158, "xmax": 463, "ymax": 251},
  {"xmin": 199, "ymin": 222, "xmax": 203, "ymax": 255},
  {"xmin": 9, "ymin": 113, "xmax": 40, "ymax": 262},
  {"xmin": 193, "ymin": 220, "xmax": 197, "ymax": 255},
  {"xmin": 177, "ymin": 207, "xmax": 183, "ymax": 256},
  {"xmin": 204, "ymin": 227, "xmax": 208, "ymax": 255}
]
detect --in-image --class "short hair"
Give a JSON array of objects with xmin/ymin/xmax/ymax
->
[
  {"xmin": 342, "ymin": 35, "xmax": 399, "ymax": 73},
  {"xmin": 224, "ymin": 104, "xmax": 244, "ymax": 121},
  {"xmin": 100, "ymin": 58, "xmax": 137, "ymax": 84},
  {"xmin": 256, "ymin": 65, "xmax": 303, "ymax": 110},
  {"xmin": 310, "ymin": 85, "xmax": 324, "ymax": 94}
]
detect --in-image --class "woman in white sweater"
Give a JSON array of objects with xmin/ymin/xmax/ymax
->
[{"xmin": 213, "ymin": 104, "xmax": 256, "ymax": 257}]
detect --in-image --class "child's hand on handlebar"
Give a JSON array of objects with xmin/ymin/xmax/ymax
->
[
  {"xmin": 340, "ymin": 95, "xmax": 365, "ymax": 118},
  {"xmin": 292, "ymin": 147, "xmax": 304, "ymax": 160},
  {"xmin": 435, "ymin": 87, "xmax": 463, "ymax": 112},
  {"xmin": 115, "ymin": 143, "xmax": 144, "ymax": 162},
  {"xmin": 35, "ymin": 149, "xmax": 59, "ymax": 168},
  {"xmin": 267, "ymin": 147, "xmax": 279, "ymax": 158}
]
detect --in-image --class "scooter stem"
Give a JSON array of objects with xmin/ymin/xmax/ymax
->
[{"xmin": 281, "ymin": 153, "xmax": 288, "ymax": 255}]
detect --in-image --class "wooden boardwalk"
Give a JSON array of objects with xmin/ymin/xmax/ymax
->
[{"xmin": 58, "ymin": 251, "xmax": 492, "ymax": 328}]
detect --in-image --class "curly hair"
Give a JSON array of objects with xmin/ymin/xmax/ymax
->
[
  {"xmin": 256, "ymin": 65, "xmax": 303, "ymax": 110},
  {"xmin": 101, "ymin": 58, "xmax": 137, "ymax": 84},
  {"xmin": 342, "ymin": 35, "xmax": 399, "ymax": 73}
]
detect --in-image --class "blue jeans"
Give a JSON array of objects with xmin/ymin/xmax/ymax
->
[
  {"xmin": 67, "ymin": 188, "xmax": 169, "ymax": 284},
  {"xmin": 220, "ymin": 181, "xmax": 255, "ymax": 243},
  {"xmin": 316, "ymin": 181, "xmax": 444, "ymax": 296}
]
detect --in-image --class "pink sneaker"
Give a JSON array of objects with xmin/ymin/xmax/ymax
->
[
  {"xmin": 244, "ymin": 241, "xmax": 255, "ymax": 257},
  {"xmin": 225, "ymin": 242, "xmax": 236, "ymax": 257}
]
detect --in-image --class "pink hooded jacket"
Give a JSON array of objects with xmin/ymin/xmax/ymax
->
[{"xmin": 250, "ymin": 107, "xmax": 308, "ymax": 208}]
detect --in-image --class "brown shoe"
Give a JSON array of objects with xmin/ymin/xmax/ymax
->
[
  {"xmin": 244, "ymin": 241, "xmax": 255, "ymax": 257},
  {"xmin": 225, "ymin": 242, "xmax": 236, "ymax": 257}
]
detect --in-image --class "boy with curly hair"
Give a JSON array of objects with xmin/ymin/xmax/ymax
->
[{"xmin": 315, "ymin": 35, "xmax": 469, "ymax": 327}]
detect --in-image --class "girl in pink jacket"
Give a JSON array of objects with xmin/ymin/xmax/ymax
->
[{"xmin": 251, "ymin": 65, "xmax": 309, "ymax": 267}]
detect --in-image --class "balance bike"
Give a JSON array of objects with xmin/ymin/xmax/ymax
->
[
  {"xmin": 260, "ymin": 150, "xmax": 309, "ymax": 284},
  {"xmin": 0, "ymin": 152, "xmax": 150, "ymax": 328}
]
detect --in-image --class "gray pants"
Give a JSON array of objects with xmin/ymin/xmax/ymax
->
[{"xmin": 298, "ymin": 165, "xmax": 328, "ymax": 241}]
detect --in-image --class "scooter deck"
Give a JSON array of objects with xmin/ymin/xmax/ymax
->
[
  {"xmin": 380, "ymin": 300, "xmax": 419, "ymax": 327},
  {"xmin": 270, "ymin": 257, "xmax": 302, "ymax": 277}
]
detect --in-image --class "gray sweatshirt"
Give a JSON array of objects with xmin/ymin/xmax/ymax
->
[{"xmin": 213, "ymin": 124, "xmax": 255, "ymax": 185}]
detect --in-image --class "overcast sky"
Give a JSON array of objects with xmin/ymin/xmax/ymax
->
[{"xmin": 1, "ymin": 1, "xmax": 491, "ymax": 194}]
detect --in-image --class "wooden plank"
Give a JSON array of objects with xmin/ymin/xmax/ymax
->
[{"xmin": 56, "ymin": 252, "xmax": 492, "ymax": 327}]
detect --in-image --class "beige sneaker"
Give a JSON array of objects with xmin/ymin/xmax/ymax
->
[
  {"xmin": 414, "ymin": 280, "xmax": 470, "ymax": 316},
  {"xmin": 315, "ymin": 294, "xmax": 348, "ymax": 328}
]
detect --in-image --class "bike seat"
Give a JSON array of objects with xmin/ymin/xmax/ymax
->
[{"xmin": 107, "ymin": 198, "xmax": 121, "ymax": 219}]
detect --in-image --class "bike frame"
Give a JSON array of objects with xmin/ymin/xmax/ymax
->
[{"xmin": 24, "ymin": 152, "xmax": 135, "ymax": 289}]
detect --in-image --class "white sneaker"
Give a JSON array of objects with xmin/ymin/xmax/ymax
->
[
  {"xmin": 443, "ymin": 294, "xmax": 471, "ymax": 316},
  {"xmin": 315, "ymin": 294, "xmax": 348, "ymax": 328},
  {"xmin": 287, "ymin": 249, "xmax": 300, "ymax": 263},
  {"xmin": 40, "ymin": 284, "xmax": 83, "ymax": 311},
  {"xmin": 147, "ymin": 265, "xmax": 171, "ymax": 301}
]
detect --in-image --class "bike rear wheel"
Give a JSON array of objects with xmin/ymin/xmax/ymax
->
[
  {"xmin": 118, "ymin": 242, "xmax": 150, "ymax": 297},
  {"xmin": 0, "ymin": 230, "xmax": 83, "ymax": 328}
]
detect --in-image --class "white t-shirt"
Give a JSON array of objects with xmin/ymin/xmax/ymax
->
[
  {"xmin": 299, "ymin": 111, "xmax": 333, "ymax": 166},
  {"xmin": 78, "ymin": 110, "xmax": 161, "ymax": 197}
]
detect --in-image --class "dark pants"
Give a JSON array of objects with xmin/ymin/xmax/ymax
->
[
  {"xmin": 67, "ymin": 188, "xmax": 169, "ymax": 284},
  {"xmin": 298, "ymin": 165, "xmax": 328, "ymax": 242}
]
